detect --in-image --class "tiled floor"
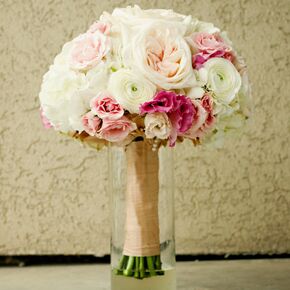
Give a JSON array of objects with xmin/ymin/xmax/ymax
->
[{"xmin": 0, "ymin": 259, "xmax": 289, "ymax": 290}]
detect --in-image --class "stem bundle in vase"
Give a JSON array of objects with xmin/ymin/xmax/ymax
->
[{"xmin": 113, "ymin": 141, "xmax": 164, "ymax": 279}]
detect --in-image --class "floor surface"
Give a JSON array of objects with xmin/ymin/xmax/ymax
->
[{"xmin": 0, "ymin": 259, "xmax": 289, "ymax": 290}]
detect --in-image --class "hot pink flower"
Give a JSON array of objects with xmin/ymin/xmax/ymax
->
[
  {"xmin": 90, "ymin": 92, "xmax": 124, "ymax": 120},
  {"xmin": 70, "ymin": 32, "xmax": 110, "ymax": 71},
  {"xmin": 167, "ymin": 94, "xmax": 194, "ymax": 146},
  {"xmin": 140, "ymin": 91, "xmax": 177, "ymax": 114},
  {"xmin": 189, "ymin": 32, "xmax": 233, "ymax": 68},
  {"xmin": 40, "ymin": 107, "xmax": 52, "ymax": 129},
  {"xmin": 82, "ymin": 111, "xmax": 102, "ymax": 136},
  {"xmin": 98, "ymin": 117, "xmax": 137, "ymax": 142},
  {"xmin": 140, "ymin": 91, "xmax": 194, "ymax": 146},
  {"xmin": 88, "ymin": 21, "xmax": 110, "ymax": 35}
]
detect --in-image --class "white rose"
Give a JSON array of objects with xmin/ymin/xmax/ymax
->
[
  {"xmin": 39, "ymin": 64, "xmax": 88, "ymax": 132},
  {"xmin": 204, "ymin": 58, "xmax": 241, "ymax": 104},
  {"xmin": 144, "ymin": 113, "xmax": 171, "ymax": 139},
  {"xmin": 123, "ymin": 22, "xmax": 196, "ymax": 90},
  {"xmin": 108, "ymin": 69, "xmax": 156, "ymax": 113}
]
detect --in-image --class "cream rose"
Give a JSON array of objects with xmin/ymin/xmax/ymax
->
[
  {"xmin": 124, "ymin": 22, "xmax": 196, "ymax": 90},
  {"xmin": 204, "ymin": 58, "xmax": 241, "ymax": 104},
  {"xmin": 144, "ymin": 113, "xmax": 172, "ymax": 139},
  {"xmin": 108, "ymin": 69, "xmax": 156, "ymax": 113}
]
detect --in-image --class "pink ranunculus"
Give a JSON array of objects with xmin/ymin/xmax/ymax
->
[
  {"xmin": 90, "ymin": 92, "xmax": 124, "ymax": 120},
  {"xmin": 70, "ymin": 32, "xmax": 110, "ymax": 71},
  {"xmin": 88, "ymin": 21, "xmax": 110, "ymax": 35},
  {"xmin": 82, "ymin": 111, "xmax": 102, "ymax": 136},
  {"xmin": 140, "ymin": 91, "xmax": 178, "ymax": 114},
  {"xmin": 98, "ymin": 117, "xmax": 137, "ymax": 142},
  {"xmin": 189, "ymin": 32, "xmax": 233, "ymax": 68},
  {"xmin": 40, "ymin": 107, "xmax": 52, "ymax": 129}
]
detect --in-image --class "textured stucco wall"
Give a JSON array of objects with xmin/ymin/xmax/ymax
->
[{"xmin": 0, "ymin": 0, "xmax": 289, "ymax": 256}]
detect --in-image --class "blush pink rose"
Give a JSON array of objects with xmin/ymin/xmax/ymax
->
[
  {"xmin": 70, "ymin": 32, "xmax": 110, "ymax": 71},
  {"xmin": 98, "ymin": 117, "xmax": 137, "ymax": 142},
  {"xmin": 40, "ymin": 107, "xmax": 52, "ymax": 129},
  {"xmin": 88, "ymin": 21, "xmax": 110, "ymax": 35},
  {"xmin": 82, "ymin": 111, "xmax": 102, "ymax": 136},
  {"xmin": 189, "ymin": 32, "xmax": 233, "ymax": 68},
  {"xmin": 90, "ymin": 92, "xmax": 124, "ymax": 120}
]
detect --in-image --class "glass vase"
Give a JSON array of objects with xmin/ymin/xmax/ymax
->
[{"xmin": 108, "ymin": 141, "xmax": 176, "ymax": 290}]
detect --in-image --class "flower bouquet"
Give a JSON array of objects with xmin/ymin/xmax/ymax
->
[{"xmin": 39, "ymin": 5, "xmax": 251, "ymax": 290}]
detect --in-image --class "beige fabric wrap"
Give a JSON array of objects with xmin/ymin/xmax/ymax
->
[{"xmin": 123, "ymin": 141, "xmax": 160, "ymax": 257}]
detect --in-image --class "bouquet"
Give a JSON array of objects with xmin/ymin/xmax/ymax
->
[{"xmin": 39, "ymin": 5, "xmax": 251, "ymax": 283}]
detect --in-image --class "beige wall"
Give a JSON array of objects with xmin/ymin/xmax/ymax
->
[{"xmin": 0, "ymin": 0, "xmax": 289, "ymax": 256}]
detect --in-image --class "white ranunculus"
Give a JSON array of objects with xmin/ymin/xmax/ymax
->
[
  {"xmin": 108, "ymin": 69, "xmax": 156, "ymax": 113},
  {"xmin": 39, "ymin": 64, "xmax": 88, "ymax": 132},
  {"xmin": 144, "ymin": 113, "xmax": 171, "ymax": 139},
  {"xmin": 204, "ymin": 58, "xmax": 241, "ymax": 104},
  {"xmin": 124, "ymin": 22, "xmax": 196, "ymax": 90}
]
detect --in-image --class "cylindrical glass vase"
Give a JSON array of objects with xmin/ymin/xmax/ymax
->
[{"xmin": 109, "ymin": 141, "xmax": 176, "ymax": 290}]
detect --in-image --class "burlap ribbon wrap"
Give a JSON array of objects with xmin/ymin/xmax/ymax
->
[{"xmin": 123, "ymin": 141, "xmax": 160, "ymax": 257}]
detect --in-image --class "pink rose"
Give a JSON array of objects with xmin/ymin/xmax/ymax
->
[
  {"xmin": 88, "ymin": 21, "xmax": 110, "ymax": 35},
  {"xmin": 184, "ymin": 94, "xmax": 215, "ymax": 139},
  {"xmin": 40, "ymin": 107, "xmax": 52, "ymax": 129},
  {"xmin": 90, "ymin": 92, "xmax": 124, "ymax": 120},
  {"xmin": 98, "ymin": 117, "xmax": 137, "ymax": 142},
  {"xmin": 70, "ymin": 32, "xmax": 110, "ymax": 71},
  {"xmin": 188, "ymin": 32, "xmax": 233, "ymax": 68},
  {"xmin": 82, "ymin": 111, "xmax": 102, "ymax": 136}
]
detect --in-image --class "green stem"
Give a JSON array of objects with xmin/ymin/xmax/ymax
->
[
  {"xmin": 134, "ymin": 257, "xmax": 139, "ymax": 279},
  {"xmin": 139, "ymin": 257, "xmax": 145, "ymax": 279},
  {"xmin": 146, "ymin": 256, "xmax": 157, "ymax": 277},
  {"xmin": 123, "ymin": 256, "xmax": 134, "ymax": 276}
]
